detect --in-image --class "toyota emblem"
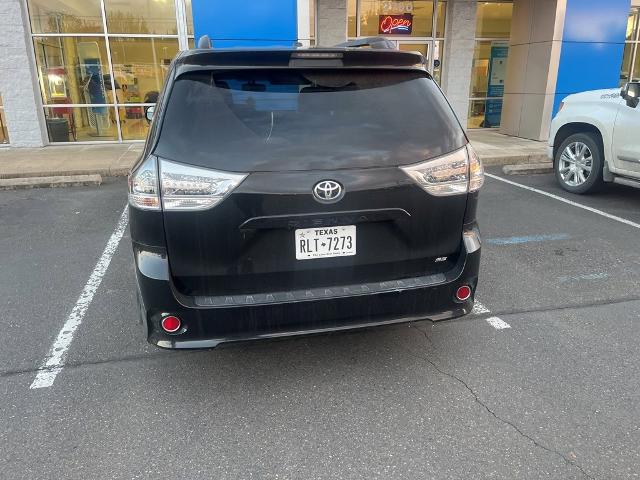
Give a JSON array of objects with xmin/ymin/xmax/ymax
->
[{"xmin": 313, "ymin": 180, "xmax": 344, "ymax": 203}]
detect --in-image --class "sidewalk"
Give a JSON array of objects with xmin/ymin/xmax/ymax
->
[
  {"xmin": 0, "ymin": 143, "xmax": 143, "ymax": 179},
  {"xmin": 467, "ymin": 130, "xmax": 548, "ymax": 166},
  {"xmin": 0, "ymin": 130, "xmax": 547, "ymax": 180}
]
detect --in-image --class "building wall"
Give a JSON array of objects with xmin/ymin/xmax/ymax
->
[
  {"xmin": 440, "ymin": 0, "xmax": 477, "ymax": 124},
  {"xmin": 192, "ymin": 0, "xmax": 298, "ymax": 48},
  {"xmin": 500, "ymin": 0, "xmax": 566, "ymax": 140},
  {"xmin": 500, "ymin": 0, "xmax": 630, "ymax": 141},
  {"xmin": 316, "ymin": 0, "xmax": 348, "ymax": 46},
  {"xmin": 553, "ymin": 0, "xmax": 630, "ymax": 115},
  {"xmin": 0, "ymin": 0, "xmax": 47, "ymax": 147}
]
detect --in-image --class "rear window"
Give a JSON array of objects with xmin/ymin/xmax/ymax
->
[{"xmin": 155, "ymin": 69, "xmax": 466, "ymax": 172}]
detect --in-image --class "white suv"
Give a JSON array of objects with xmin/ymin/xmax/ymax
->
[{"xmin": 548, "ymin": 82, "xmax": 640, "ymax": 194}]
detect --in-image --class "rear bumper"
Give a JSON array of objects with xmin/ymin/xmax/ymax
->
[{"xmin": 134, "ymin": 239, "xmax": 481, "ymax": 349}]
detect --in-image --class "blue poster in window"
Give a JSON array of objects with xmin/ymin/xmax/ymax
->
[
  {"xmin": 83, "ymin": 59, "xmax": 107, "ymax": 115},
  {"xmin": 484, "ymin": 41, "xmax": 508, "ymax": 127}
]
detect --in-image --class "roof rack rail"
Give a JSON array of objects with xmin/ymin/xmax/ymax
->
[{"xmin": 334, "ymin": 37, "xmax": 397, "ymax": 50}]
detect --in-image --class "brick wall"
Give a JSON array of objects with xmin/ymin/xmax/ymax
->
[{"xmin": 0, "ymin": 0, "xmax": 47, "ymax": 147}]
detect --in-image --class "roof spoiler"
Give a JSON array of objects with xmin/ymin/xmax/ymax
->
[{"xmin": 334, "ymin": 37, "xmax": 397, "ymax": 50}]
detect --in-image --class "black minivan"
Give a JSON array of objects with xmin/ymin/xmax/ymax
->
[{"xmin": 128, "ymin": 46, "xmax": 483, "ymax": 349}]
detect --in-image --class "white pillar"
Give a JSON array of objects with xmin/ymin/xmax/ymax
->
[
  {"xmin": 316, "ymin": 0, "xmax": 347, "ymax": 47},
  {"xmin": 440, "ymin": 0, "xmax": 477, "ymax": 126},
  {"xmin": 0, "ymin": 0, "xmax": 47, "ymax": 147}
]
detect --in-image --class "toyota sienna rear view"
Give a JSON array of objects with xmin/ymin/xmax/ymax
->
[{"xmin": 128, "ymin": 47, "xmax": 483, "ymax": 349}]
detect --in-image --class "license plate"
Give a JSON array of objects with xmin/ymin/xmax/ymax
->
[{"xmin": 295, "ymin": 225, "xmax": 356, "ymax": 260}]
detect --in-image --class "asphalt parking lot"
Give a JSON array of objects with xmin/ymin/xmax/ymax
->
[{"xmin": 1, "ymin": 169, "xmax": 639, "ymax": 479}]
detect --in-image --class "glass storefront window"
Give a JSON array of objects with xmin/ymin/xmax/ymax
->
[
  {"xmin": 185, "ymin": 0, "xmax": 194, "ymax": 35},
  {"xmin": 627, "ymin": 9, "xmax": 638, "ymax": 41},
  {"xmin": 359, "ymin": 0, "xmax": 434, "ymax": 37},
  {"xmin": 346, "ymin": 1, "xmax": 445, "ymax": 84},
  {"xmin": 348, "ymin": 0, "xmax": 357, "ymax": 37},
  {"xmin": 621, "ymin": 43, "xmax": 634, "ymax": 84},
  {"xmin": 476, "ymin": 1, "xmax": 512, "ymax": 38},
  {"xmin": 310, "ymin": 0, "xmax": 316, "ymax": 44},
  {"xmin": 104, "ymin": 0, "xmax": 178, "ymax": 35},
  {"xmin": 44, "ymin": 106, "xmax": 118, "ymax": 142},
  {"xmin": 436, "ymin": 1, "xmax": 447, "ymax": 37},
  {"xmin": 470, "ymin": 41, "xmax": 492, "ymax": 98},
  {"xmin": 119, "ymin": 106, "xmax": 151, "ymax": 140},
  {"xmin": 468, "ymin": 1, "xmax": 512, "ymax": 129},
  {"xmin": 27, "ymin": 0, "xmax": 191, "ymax": 142},
  {"xmin": 33, "ymin": 36, "xmax": 114, "ymax": 105},
  {"xmin": 622, "ymin": 8, "xmax": 640, "ymax": 85},
  {"xmin": 109, "ymin": 38, "xmax": 179, "ymax": 104},
  {"xmin": 27, "ymin": 0, "xmax": 103, "ymax": 34},
  {"xmin": 0, "ymin": 94, "xmax": 8, "ymax": 144}
]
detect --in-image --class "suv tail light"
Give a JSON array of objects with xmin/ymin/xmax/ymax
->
[
  {"xmin": 128, "ymin": 156, "xmax": 160, "ymax": 210},
  {"xmin": 400, "ymin": 144, "xmax": 484, "ymax": 196},
  {"xmin": 128, "ymin": 157, "xmax": 247, "ymax": 211},
  {"xmin": 159, "ymin": 159, "xmax": 247, "ymax": 211}
]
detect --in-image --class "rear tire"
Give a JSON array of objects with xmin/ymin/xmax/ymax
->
[{"xmin": 554, "ymin": 132, "xmax": 604, "ymax": 194}]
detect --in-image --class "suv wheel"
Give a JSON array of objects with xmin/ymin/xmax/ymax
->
[{"xmin": 554, "ymin": 132, "xmax": 604, "ymax": 194}]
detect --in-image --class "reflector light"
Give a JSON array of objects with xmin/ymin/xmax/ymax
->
[
  {"xmin": 456, "ymin": 285, "xmax": 472, "ymax": 301},
  {"xmin": 161, "ymin": 315, "xmax": 181, "ymax": 333}
]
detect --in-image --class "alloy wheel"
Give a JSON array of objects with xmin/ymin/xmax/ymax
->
[{"xmin": 558, "ymin": 141, "xmax": 593, "ymax": 187}]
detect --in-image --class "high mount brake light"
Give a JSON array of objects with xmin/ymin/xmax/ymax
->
[{"xmin": 400, "ymin": 144, "xmax": 484, "ymax": 196}]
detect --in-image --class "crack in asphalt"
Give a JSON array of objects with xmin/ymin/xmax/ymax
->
[{"xmin": 411, "ymin": 324, "xmax": 596, "ymax": 480}]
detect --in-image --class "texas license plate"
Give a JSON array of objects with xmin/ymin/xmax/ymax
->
[{"xmin": 295, "ymin": 225, "xmax": 356, "ymax": 260}]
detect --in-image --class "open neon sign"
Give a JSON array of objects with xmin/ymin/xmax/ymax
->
[{"xmin": 379, "ymin": 14, "xmax": 413, "ymax": 35}]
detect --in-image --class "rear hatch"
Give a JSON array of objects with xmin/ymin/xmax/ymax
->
[{"xmin": 153, "ymin": 64, "xmax": 468, "ymax": 298}]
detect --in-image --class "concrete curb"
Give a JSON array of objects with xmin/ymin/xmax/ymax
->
[
  {"xmin": 502, "ymin": 162, "xmax": 554, "ymax": 175},
  {"xmin": 0, "ymin": 174, "xmax": 103, "ymax": 190},
  {"xmin": 0, "ymin": 167, "xmax": 128, "ymax": 179},
  {"xmin": 480, "ymin": 153, "xmax": 549, "ymax": 167}
]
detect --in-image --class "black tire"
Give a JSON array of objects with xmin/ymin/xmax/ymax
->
[{"xmin": 554, "ymin": 132, "xmax": 604, "ymax": 194}]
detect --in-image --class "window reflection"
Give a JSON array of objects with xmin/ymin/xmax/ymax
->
[
  {"xmin": 44, "ymin": 106, "xmax": 118, "ymax": 142},
  {"xmin": 27, "ymin": 0, "xmax": 103, "ymax": 34},
  {"xmin": 475, "ymin": 1, "xmax": 513, "ymax": 38},
  {"xmin": 33, "ymin": 37, "xmax": 114, "ymax": 105},
  {"xmin": 104, "ymin": 0, "xmax": 178, "ymax": 34},
  {"xmin": 109, "ymin": 38, "xmax": 179, "ymax": 104}
]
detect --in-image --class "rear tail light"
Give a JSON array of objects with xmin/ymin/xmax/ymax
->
[
  {"xmin": 160, "ymin": 159, "xmax": 247, "ymax": 211},
  {"xmin": 128, "ymin": 156, "xmax": 246, "ymax": 212},
  {"xmin": 128, "ymin": 156, "xmax": 160, "ymax": 210},
  {"xmin": 467, "ymin": 144, "xmax": 484, "ymax": 192},
  {"xmin": 400, "ymin": 144, "xmax": 484, "ymax": 196}
]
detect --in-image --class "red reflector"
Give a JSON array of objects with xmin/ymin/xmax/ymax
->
[
  {"xmin": 456, "ymin": 285, "xmax": 472, "ymax": 301},
  {"xmin": 161, "ymin": 315, "xmax": 181, "ymax": 333}
]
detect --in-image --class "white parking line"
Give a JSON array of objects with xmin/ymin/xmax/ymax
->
[
  {"xmin": 472, "ymin": 301, "xmax": 490, "ymax": 314},
  {"xmin": 30, "ymin": 206, "xmax": 129, "ymax": 390},
  {"xmin": 473, "ymin": 300, "xmax": 511, "ymax": 329},
  {"xmin": 486, "ymin": 317, "xmax": 511, "ymax": 330},
  {"xmin": 486, "ymin": 173, "xmax": 640, "ymax": 230}
]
